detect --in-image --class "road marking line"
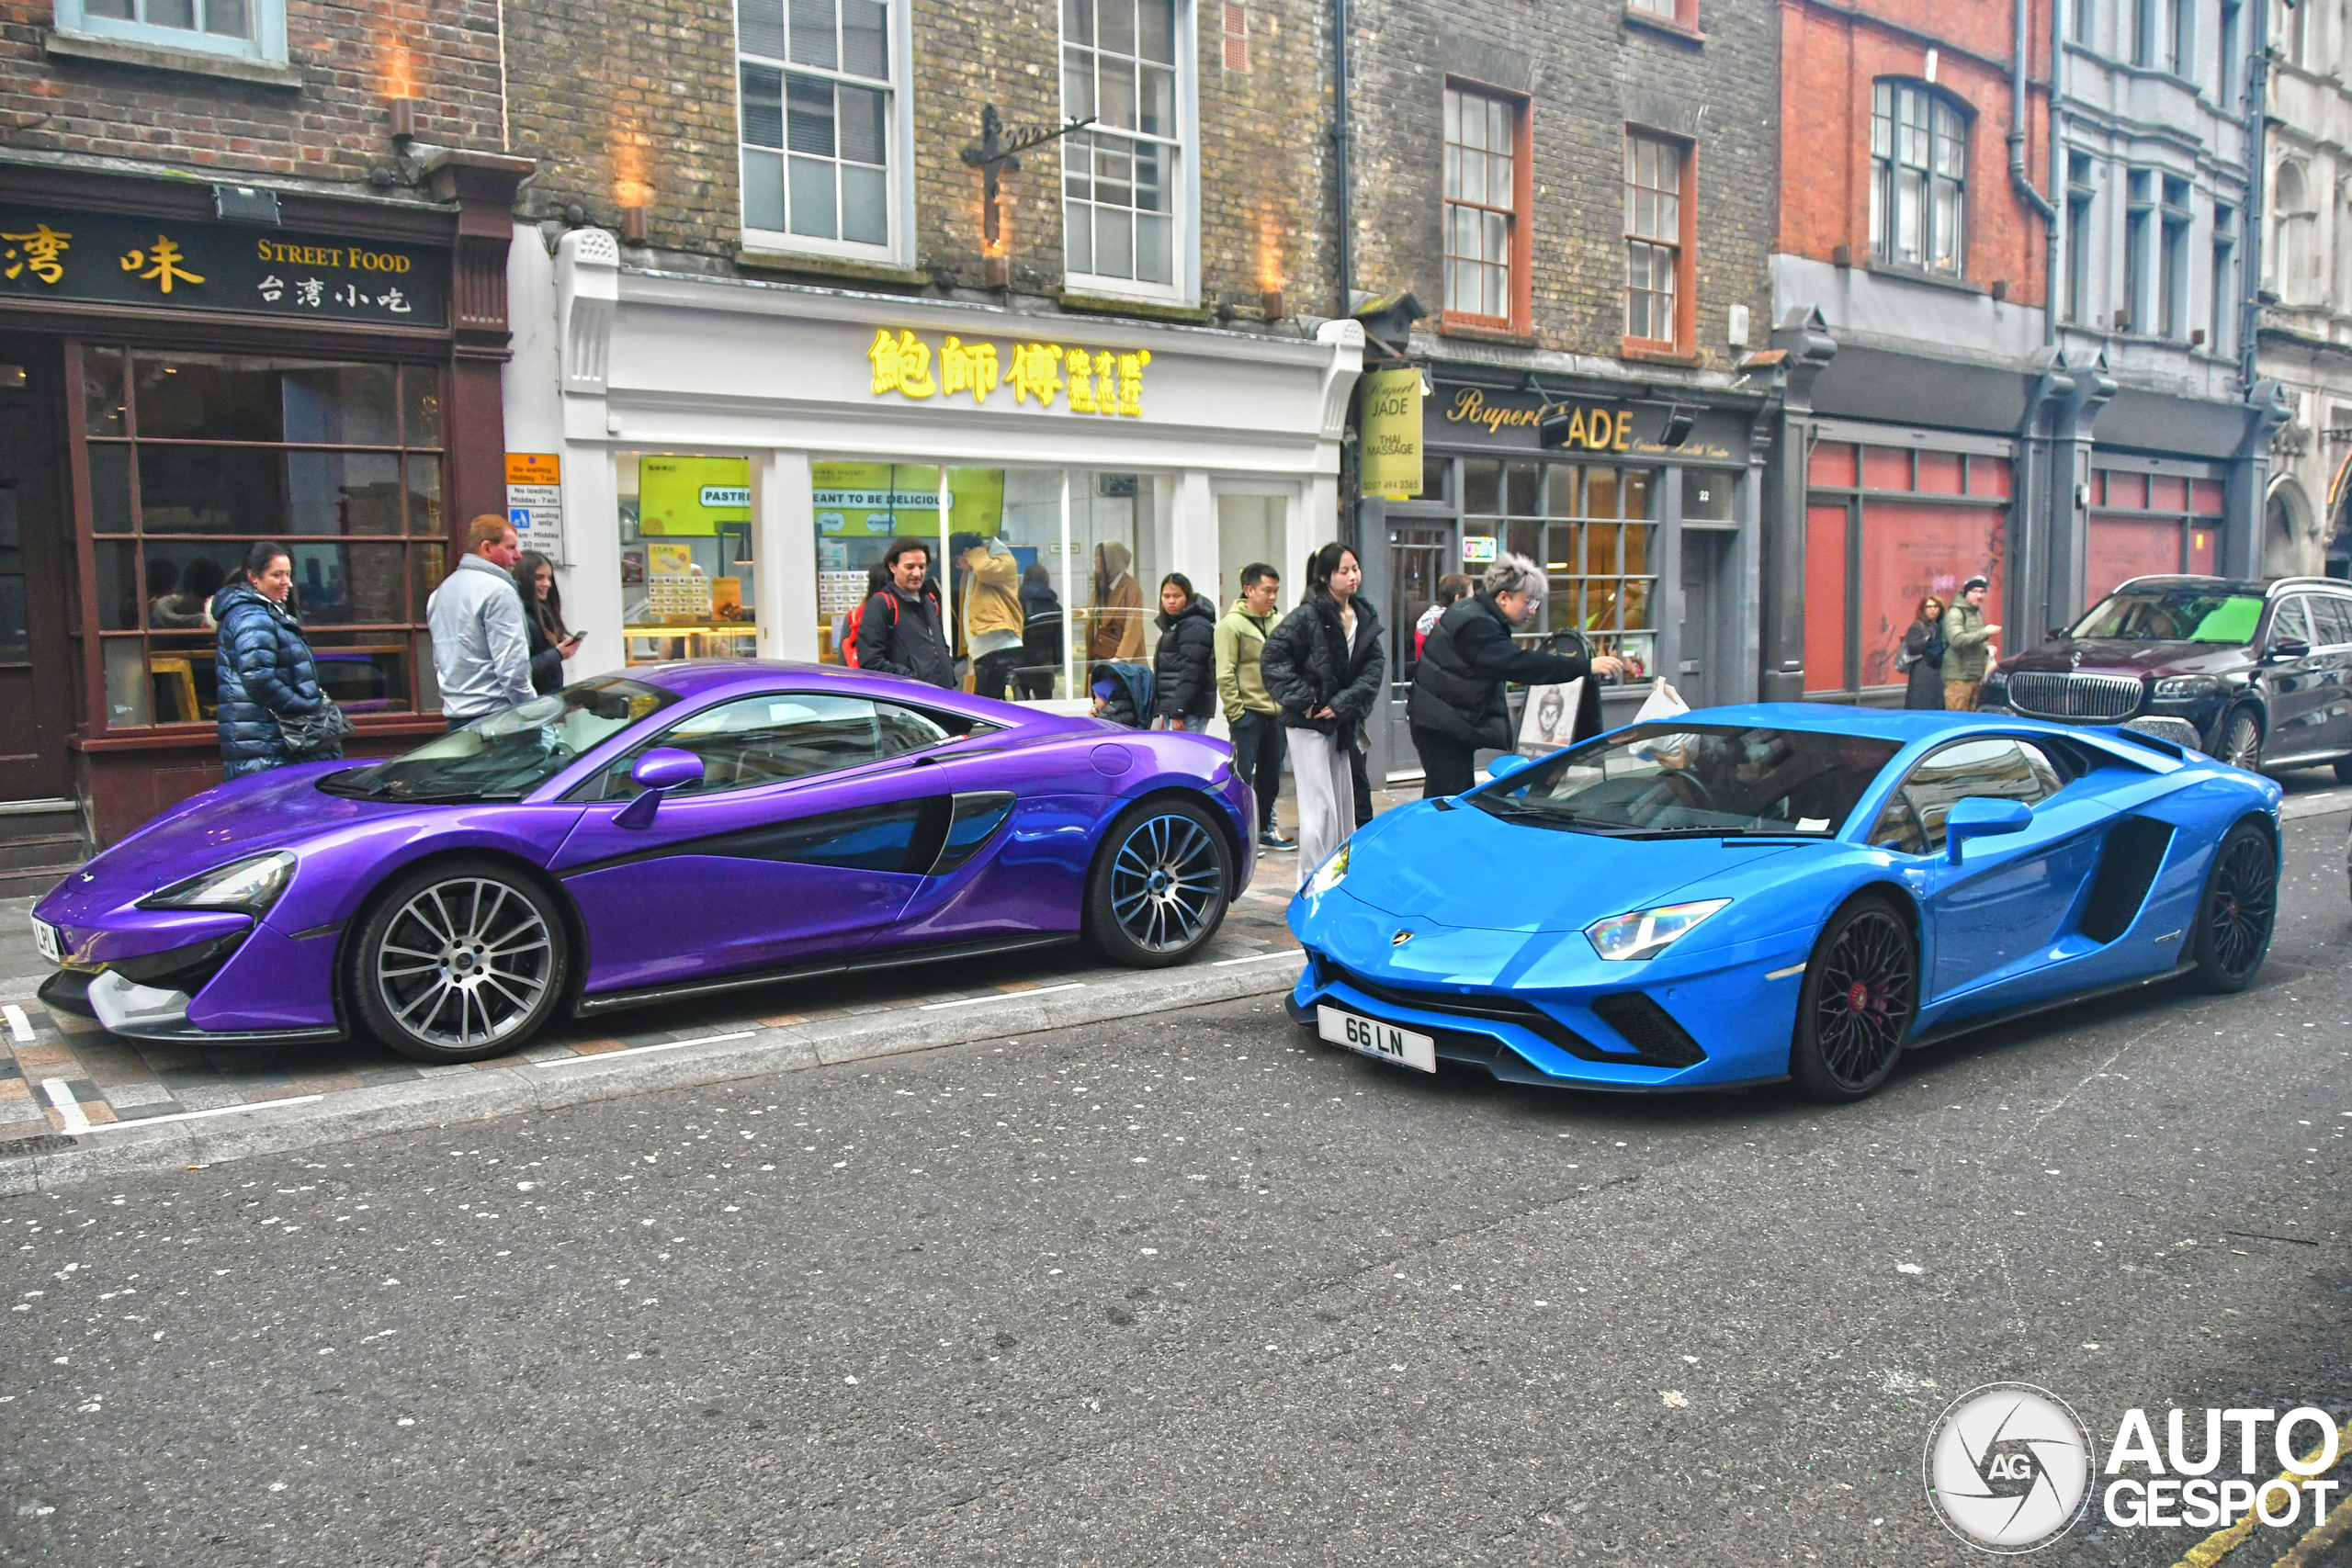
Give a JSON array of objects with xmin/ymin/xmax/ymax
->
[
  {"xmin": 2272, "ymin": 1487, "xmax": 2352, "ymax": 1568},
  {"xmin": 85, "ymin": 1095, "xmax": 325, "ymax": 1133},
  {"xmin": 2170, "ymin": 1431, "xmax": 2337, "ymax": 1568},
  {"xmin": 921, "ymin": 983, "xmax": 1085, "ymax": 1010},
  {"xmin": 39, "ymin": 1079, "xmax": 88, "ymax": 1135},
  {"xmin": 541, "ymin": 1029, "xmax": 757, "ymax": 1064},
  {"xmin": 2, "ymin": 1004, "xmax": 31, "ymax": 1043},
  {"xmin": 1214, "ymin": 951, "xmax": 1300, "ymax": 967}
]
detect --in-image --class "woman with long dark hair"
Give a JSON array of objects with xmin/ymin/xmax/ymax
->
[
  {"xmin": 514, "ymin": 549, "xmax": 582, "ymax": 695},
  {"xmin": 1258, "ymin": 542, "xmax": 1385, "ymax": 884},
  {"xmin": 1150, "ymin": 570, "xmax": 1217, "ymax": 730},
  {"xmin": 213, "ymin": 540, "xmax": 337, "ymax": 779},
  {"xmin": 1899, "ymin": 594, "xmax": 1947, "ymax": 710}
]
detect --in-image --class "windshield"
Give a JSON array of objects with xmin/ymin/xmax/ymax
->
[
  {"xmin": 322, "ymin": 678, "xmax": 677, "ymax": 803},
  {"xmin": 2068, "ymin": 587, "xmax": 2264, "ymax": 644},
  {"xmin": 1473, "ymin": 723, "xmax": 1904, "ymax": 838}
]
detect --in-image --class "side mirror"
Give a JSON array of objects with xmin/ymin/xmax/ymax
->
[
  {"xmin": 1944, "ymin": 795, "xmax": 2033, "ymax": 863},
  {"xmin": 2048, "ymin": 626, "xmax": 2071, "ymax": 641},
  {"xmin": 615, "ymin": 747, "xmax": 704, "ymax": 829},
  {"xmin": 2266, "ymin": 637, "xmax": 2311, "ymax": 663},
  {"xmin": 1484, "ymin": 752, "xmax": 1534, "ymax": 784}
]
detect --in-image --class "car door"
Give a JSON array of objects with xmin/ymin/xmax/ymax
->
[
  {"xmin": 549, "ymin": 692, "xmax": 963, "ymax": 996},
  {"xmin": 2258, "ymin": 596, "xmax": 2332, "ymax": 762},
  {"xmin": 1866, "ymin": 737, "xmax": 2103, "ymax": 1005},
  {"xmin": 2301, "ymin": 594, "xmax": 2352, "ymax": 757}
]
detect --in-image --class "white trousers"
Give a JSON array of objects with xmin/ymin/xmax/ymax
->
[{"xmin": 1285, "ymin": 728, "xmax": 1357, "ymax": 888}]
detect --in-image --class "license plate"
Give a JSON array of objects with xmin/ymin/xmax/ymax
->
[
  {"xmin": 1317, "ymin": 1004, "xmax": 1438, "ymax": 1074},
  {"xmin": 30, "ymin": 918, "xmax": 59, "ymax": 965}
]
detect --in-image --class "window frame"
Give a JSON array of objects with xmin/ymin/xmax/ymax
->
[
  {"xmin": 1867, "ymin": 736, "xmax": 2064, "ymax": 857},
  {"xmin": 1624, "ymin": 0, "xmax": 1702, "ymax": 34},
  {"xmin": 734, "ymin": 0, "xmax": 916, "ymax": 268},
  {"xmin": 2157, "ymin": 176, "xmax": 2193, "ymax": 339},
  {"xmin": 578, "ymin": 688, "xmax": 961, "ymax": 802},
  {"xmin": 1870, "ymin": 80, "xmax": 1969, "ymax": 280},
  {"xmin": 2064, "ymin": 152, "xmax": 2097, "ymax": 325},
  {"xmin": 52, "ymin": 0, "xmax": 287, "ymax": 62},
  {"xmin": 1058, "ymin": 0, "xmax": 1201, "ymax": 307},
  {"xmin": 1622, "ymin": 126, "xmax": 1695, "ymax": 357},
  {"xmin": 2210, "ymin": 203, "xmax": 2236, "ymax": 354},
  {"xmin": 1440, "ymin": 79, "xmax": 1533, "ymax": 334}
]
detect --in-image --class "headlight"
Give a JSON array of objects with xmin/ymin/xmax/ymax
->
[
  {"xmin": 2153, "ymin": 675, "xmax": 2222, "ymax": 700},
  {"xmin": 1304, "ymin": 843, "xmax": 1351, "ymax": 898},
  {"xmin": 138, "ymin": 851, "xmax": 297, "ymax": 915},
  {"xmin": 1584, "ymin": 898, "xmax": 1728, "ymax": 962}
]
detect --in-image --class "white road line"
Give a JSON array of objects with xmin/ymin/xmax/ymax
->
[
  {"xmin": 85, "ymin": 1094, "xmax": 325, "ymax": 1133},
  {"xmin": 920, "ymin": 983, "xmax": 1086, "ymax": 1011},
  {"xmin": 39, "ymin": 1079, "xmax": 88, "ymax": 1135},
  {"xmin": 540, "ymin": 1029, "xmax": 758, "ymax": 1066},
  {"xmin": 1214, "ymin": 951, "xmax": 1302, "ymax": 967},
  {"xmin": 2, "ymin": 1004, "xmax": 31, "ymax": 1043}
]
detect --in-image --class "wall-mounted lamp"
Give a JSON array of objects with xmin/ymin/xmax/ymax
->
[
  {"xmin": 1261, "ymin": 287, "xmax": 1284, "ymax": 322},
  {"xmin": 621, "ymin": 206, "xmax": 648, "ymax": 245},
  {"xmin": 389, "ymin": 98, "xmax": 417, "ymax": 146},
  {"xmin": 1659, "ymin": 404, "xmax": 1698, "ymax": 448}
]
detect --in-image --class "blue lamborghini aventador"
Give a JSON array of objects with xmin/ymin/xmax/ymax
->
[{"xmin": 1287, "ymin": 705, "xmax": 2281, "ymax": 1101}]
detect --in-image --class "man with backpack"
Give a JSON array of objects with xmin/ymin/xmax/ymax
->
[{"xmin": 854, "ymin": 537, "xmax": 955, "ymax": 688}]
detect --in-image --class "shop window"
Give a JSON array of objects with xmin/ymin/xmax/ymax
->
[
  {"xmin": 79, "ymin": 347, "xmax": 443, "ymax": 730},
  {"xmin": 55, "ymin": 0, "xmax": 286, "ymax": 62},
  {"xmin": 1967, "ymin": 455, "xmax": 2013, "ymax": 497},
  {"xmin": 2086, "ymin": 463, "xmax": 2226, "ymax": 601},
  {"xmin": 1462, "ymin": 455, "xmax": 1658, "ymax": 675},
  {"xmin": 1681, "ymin": 468, "xmax": 1735, "ymax": 522},
  {"xmin": 1063, "ymin": 0, "xmax": 1193, "ymax": 302},
  {"xmin": 618, "ymin": 454, "xmax": 760, "ymax": 666},
  {"xmin": 738, "ymin": 0, "xmax": 907, "ymax": 264},
  {"xmin": 1871, "ymin": 80, "xmax": 1968, "ymax": 278},
  {"xmin": 1442, "ymin": 84, "xmax": 1529, "ymax": 331},
  {"xmin": 1623, "ymin": 130, "xmax": 1690, "ymax": 354},
  {"xmin": 1804, "ymin": 503, "xmax": 1850, "ymax": 694},
  {"xmin": 1916, "ymin": 450, "xmax": 1963, "ymax": 495},
  {"xmin": 1806, "ymin": 440, "xmax": 1857, "ymax": 488}
]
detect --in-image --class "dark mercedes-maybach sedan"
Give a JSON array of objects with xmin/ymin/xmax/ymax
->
[{"xmin": 1983, "ymin": 575, "xmax": 2352, "ymax": 777}]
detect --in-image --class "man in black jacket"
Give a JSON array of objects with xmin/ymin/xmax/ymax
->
[
  {"xmin": 855, "ymin": 536, "xmax": 956, "ymax": 689},
  {"xmin": 1408, "ymin": 552, "xmax": 1623, "ymax": 797}
]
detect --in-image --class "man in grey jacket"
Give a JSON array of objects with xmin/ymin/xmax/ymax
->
[{"xmin": 428, "ymin": 514, "xmax": 536, "ymax": 728}]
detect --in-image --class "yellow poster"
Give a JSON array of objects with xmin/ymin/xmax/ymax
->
[
  {"xmin": 646, "ymin": 542, "xmax": 695, "ymax": 576},
  {"xmin": 1361, "ymin": 367, "xmax": 1423, "ymax": 501},
  {"xmin": 639, "ymin": 455, "xmax": 750, "ymax": 536}
]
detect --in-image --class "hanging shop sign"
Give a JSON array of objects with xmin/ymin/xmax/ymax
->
[
  {"xmin": 505, "ymin": 453, "xmax": 564, "ymax": 563},
  {"xmin": 1433, "ymin": 383, "xmax": 1742, "ymax": 462},
  {"xmin": 0, "ymin": 205, "xmax": 447, "ymax": 327},
  {"xmin": 865, "ymin": 327, "xmax": 1151, "ymax": 416},
  {"xmin": 1360, "ymin": 367, "xmax": 1424, "ymax": 501}
]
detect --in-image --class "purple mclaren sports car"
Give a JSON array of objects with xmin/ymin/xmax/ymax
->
[{"xmin": 31, "ymin": 661, "xmax": 1255, "ymax": 1063}]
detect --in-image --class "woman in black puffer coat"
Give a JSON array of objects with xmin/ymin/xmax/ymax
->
[
  {"xmin": 1149, "ymin": 572, "xmax": 1218, "ymax": 730},
  {"xmin": 1258, "ymin": 543, "xmax": 1384, "ymax": 884},
  {"xmin": 213, "ymin": 540, "xmax": 333, "ymax": 780}
]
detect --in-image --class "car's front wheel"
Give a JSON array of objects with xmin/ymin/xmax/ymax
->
[
  {"xmin": 1085, "ymin": 797, "xmax": 1232, "ymax": 967},
  {"xmin": 2189, "ymin": 821, "xmax": 2276, "ymax": 993},
  {"xmin": 1789, "ymin": 896, "xmax": 1918, "ymax": 1103},
  {"xmin": 2217, "ymin": 709, "xmax": 2264, "ymax": 773},
  {"xmin": 350, "ymin": 860, "xmax": 570, "ymax": 1063}
]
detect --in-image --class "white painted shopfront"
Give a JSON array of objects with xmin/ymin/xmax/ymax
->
[{"xmin": 502, "ymin": 227, "xmax": 1362, "ymax": 716}]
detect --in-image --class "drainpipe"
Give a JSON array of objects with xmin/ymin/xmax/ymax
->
[
  {"xmin": 1332, "ymin": 0, "xmax": 1352, "ymax": 319},
  {"xmin": 2009, "ymin": 0, "xmax": 2058, "ymax": 245},
  {"xmin": 2042, "ymin": 0, "xmax": 2064, "ymax": 345}
]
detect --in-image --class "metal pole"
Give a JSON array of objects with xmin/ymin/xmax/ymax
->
[
  {"xmin": 1332, "ymin": 0, "xmax": 1351, "ymax": 317},
  {"xmin": 1059, "ymin": 468, "xmax": 1075, "ymax": 700}
]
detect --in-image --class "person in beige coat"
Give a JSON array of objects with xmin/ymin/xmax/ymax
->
[{"xmin": 1087, "ymin": 541, "xmax": 1145, "ymax": 662}]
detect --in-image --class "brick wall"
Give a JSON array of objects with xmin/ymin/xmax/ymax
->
[
  {"xmin": 1777, "ymin": 0, "xmax": 2051, "ymax": 308},
  {"xmin": 0, "ymin": 0, "xmax": 506, "ymax": 180},
  {"xmin": 1346, "ymin": 0, "xmax": 1777, "ymax": 371},
  {"xmin": 503, "ymin": 0, "xmax": 1335, "ymax": 318}
]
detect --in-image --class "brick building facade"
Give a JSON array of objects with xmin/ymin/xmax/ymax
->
[{"xmin": 0, "ymin": 0, "xmax": 530, "ymax": 855}]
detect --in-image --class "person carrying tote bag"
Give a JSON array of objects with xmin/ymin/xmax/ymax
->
[{"xmin": 212, "ymin": 540, "xmax": 345, "ymax": 780}]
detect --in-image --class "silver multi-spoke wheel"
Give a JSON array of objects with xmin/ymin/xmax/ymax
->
[
  {"xmin": 359, "ymin": 869, "xmax": 564, "ymax": 1060},
  {"xmin": 1088, "ymin": 799, "xmax": 1232, "ymax": 965}
]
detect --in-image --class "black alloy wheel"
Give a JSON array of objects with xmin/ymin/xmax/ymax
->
[
  {"xmin": 2218, "ymin": 710, "xmax": 2264, "ymax": 773},
  {"xmin": 2189, "ymin": 822, "xmax": 2277, "ymax": 993},
  {"xmin": 1789, "ymin": 897, "xmax": 1918, "ymax": 1102},
  {"xmin": 1085, "ymin": 798, "xmax": 1232, "ymax": 967},
  {"xmin": 350, "ymin": 859, "xmax": 571, "ymax": 1063}
]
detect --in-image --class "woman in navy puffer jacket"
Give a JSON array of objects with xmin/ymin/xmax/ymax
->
[{"xmin": 213, "ymin": 540, "xmax": 332, "ymax": 780}]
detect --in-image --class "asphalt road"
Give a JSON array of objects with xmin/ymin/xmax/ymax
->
[{"xmin": 2, "ymin": 814, "xmax": 2349, "ymax": 1567}]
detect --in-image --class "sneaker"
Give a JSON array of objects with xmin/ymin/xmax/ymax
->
[{"xmin": 1259, "ymin": 829, "xmax": 1296, "ymax": 851}]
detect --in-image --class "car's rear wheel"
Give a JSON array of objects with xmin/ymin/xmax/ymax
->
[
  {"xmin": 2218, "ymin": 709, "xmax": 2263, "ymax": 772},
  {"xmin": 350, "ymin": 860, "xmax": 570, "ymax": 1063},
  {"xmin": 1085, "ymin": 797, "xmax": 1232, "ymax": 967},
  {"xmin": 1789, "ymin": 896, "xmax": 1917, "ymax": 1103},
  {"xmin": 2189, "ymin": 822, "xmax": 2276, "ymax": 993}
]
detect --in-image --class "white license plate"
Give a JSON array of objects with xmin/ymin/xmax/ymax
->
[
  {"xmin": 30, "ymin": 917, "xmax": 59, "ymax": 965},
  {"xmin": 1317, "ymin": 1004, "xmax": 1438, "ymax": 1074}
]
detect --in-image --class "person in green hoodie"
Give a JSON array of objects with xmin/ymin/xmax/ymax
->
[{"xmin": 1216, "ymin": 561, "xmax": 1294, "ymax": 850}]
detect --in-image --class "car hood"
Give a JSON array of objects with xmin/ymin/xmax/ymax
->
[
  {"xmin": 2000, "ymin": 639, "xmax": 2245, "ymax": 677},
  {"xmin": 38, "ymin": 764, "xmax": 436, "ymax": 926},
  {"xmin": 1327, "ymin": 801, "xmax": 1807, "ymax": 933}
]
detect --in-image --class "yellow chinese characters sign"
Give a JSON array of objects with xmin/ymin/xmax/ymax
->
[{"xmin": 867, "ymin": 328, "xmax": 1151, "ymax": 417}]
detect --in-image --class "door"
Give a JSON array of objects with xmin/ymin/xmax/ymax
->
[
  {"xmin": 549, "ymin": 692, "xmax": 961, "ymax": 995},
  {"xmin": 1678, "ymin": 529, "xmax": 1735, "ymax": 708},
  {"xmin": 2259, "ymin": 596, "xmax": 2335, "ymax": 761},
  {"xmin": 1865, "ymin": 737, "xmax": 2099, "ymax": 1003},
  {"xmin": 2297, "ymin": 593, "xmax": 2352, "ymax": 758},
  {"xmin": 0, "ymin": 338, "xmax": 74, "ymax": 803},
  {"xmin": 1383, "ymin": 521, "xmax": 1453, "ymax": 777}
]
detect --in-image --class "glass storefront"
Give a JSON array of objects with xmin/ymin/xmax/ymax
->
[
  {"xmin": 79, "ymin": 347, "xmax": 446, "ymax": 728},
  {"xmin": 1460, "ymin": 453, "xmax": 1660, "ymax": 678},
  {"xmin": 616, "ymin": 453, "xmax": 759, "ymax": 665}
]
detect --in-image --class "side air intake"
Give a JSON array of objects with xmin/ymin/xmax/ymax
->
[{"xmin": 2077, "ymin": 817, "xmax": 2176, "ymax": 944}]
